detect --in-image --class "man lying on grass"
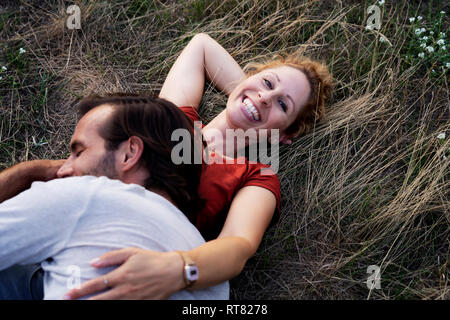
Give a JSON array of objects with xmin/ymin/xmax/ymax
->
[{"xmin": 0, "ymin": 95, "xmax": 228, "ymax": 300}]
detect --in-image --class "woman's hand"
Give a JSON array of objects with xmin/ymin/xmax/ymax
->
[{"xmin": 63, "ymin": 248, "xmax": 185, "ymax": 300}]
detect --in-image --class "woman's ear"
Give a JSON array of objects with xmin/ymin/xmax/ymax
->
[{"xmin": 118, "ymin": 136, "xmax": 144, "ymax": 172}]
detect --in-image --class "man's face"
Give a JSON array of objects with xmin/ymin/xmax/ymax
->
[{"xmin": 56, "ymin": 105, "xmax": 119, "ymax": 179}]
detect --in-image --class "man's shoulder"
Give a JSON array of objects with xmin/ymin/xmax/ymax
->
[
  {"xmin": 42, "ymin": 176, "xmax": 177, "ymax": 213},
  {"xmin": 29, "ymin": 176, "xmax": 131, "ymax": 199},
  {"xmin": 35, "ymin": 175, "xmax": 122, "ymax": 188}
]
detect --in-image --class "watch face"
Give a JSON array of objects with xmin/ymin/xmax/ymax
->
[{"xmin": 186, "ymin": 265, "xmax": 199, "ymax": 281}]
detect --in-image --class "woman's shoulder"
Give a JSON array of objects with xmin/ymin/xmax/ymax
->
[{"xmin": 178, "ymin": 106, "xmax": 199, "ymax": 121}]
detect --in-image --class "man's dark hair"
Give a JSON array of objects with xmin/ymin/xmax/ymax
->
[{"xmin": 77, "ymin": 93, "xmax": 203, "ymax": 222}]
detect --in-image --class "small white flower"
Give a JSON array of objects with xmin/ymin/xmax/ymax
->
[
  {"xmin": 422, "ymin": 36, "xmax": 429, "ymax": 41},
  {"xmin": 378, "ymin": 0, "xmax": 385, "ymax": 5},
  {"xmin": 440, "ymin": 11, "xmax": 445, "ymax": 15},
  {"xmin": 417, "ymin": 16, "xmax": 423, "ymax": 21},
  {"xmin": 446, "ymin": 62, "xmax": 450, "ymax": 68},
  {"xmin": 441, "ymin": 46, "xmax": 446, "ymax": 51},
  {"xmin": 439, "ymin": 32, "xmax": 446, "ymax": 38},
  {"xmin": 437, "ymin": 132, "xmax": 446, "ymax": 140},
  {"xmin": 379, "ymin": 35, "xmax": 387, "ymax": 43},
  {"xmin": 19, "ymin": 48, "xmax": 26, "ymax": 54},
  {"xmin": 409, "ymin": 17, "xmax": 415, "ymax": 22},
  {"xmin": 415, "ymin": 28, "xmax": 426, "ymax": 36},
  {"xmin": 365, "ymin": 25, "xmax": 374, "ymax": 31},
  {"xmin": 418, "ymin": 52, "xmax": 425, "ymax": 58},
  {"xmin": 426, "ymin": 46, "xmax": 434, "ymax": 53},
  {"xmin": 1, "ymin": 66, "xmax": 6, "ymax": 71},
  {"xmin": 429, "ymin": 31, "xmax": 434, "ymax": 35},
  {"xmin": 0, "ymin": 76, "xmax": 2, "ymax": 80},
  {"xmin": 437, "ymin": 39, "xmax": 445, "ymax": 46},
  {"xmin": 420, "ymin": 43, "xmax": 427, "ymax": 48}
]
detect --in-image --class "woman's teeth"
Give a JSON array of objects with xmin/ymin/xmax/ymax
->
[{"xmin": 243, "ymin": 98, "xmax": 260, "ymax": 121}]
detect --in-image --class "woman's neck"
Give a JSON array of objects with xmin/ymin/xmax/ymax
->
[
  {"xmin": 202, "ymin": 109, "xmax": 230, "ymax": 134},
  {"xmin": 202, "ymin": 109, "xmax": 251, "ymax": 158}
]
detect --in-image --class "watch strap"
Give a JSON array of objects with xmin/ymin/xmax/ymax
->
[{"xmin": 176, "ymin": 251, "xmax": 198, "ymax": 288}]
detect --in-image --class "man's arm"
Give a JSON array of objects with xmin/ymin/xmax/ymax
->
[
  {"xmin": 0, "ymin": 176, "xmax": 83, "ymax": 270},
  {"xmin": 0, "ymin": 159, "xmax": 64, "ymax": 203}
]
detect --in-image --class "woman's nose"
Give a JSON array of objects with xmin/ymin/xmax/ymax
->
[{"xmin": 258, "ymin": 91, "xmax": 273, "ymax": 108}]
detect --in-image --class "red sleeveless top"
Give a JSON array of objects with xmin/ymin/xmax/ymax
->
[{"xmin": 180, "ymin": 107, "xmax": 281, "ymax": 240}]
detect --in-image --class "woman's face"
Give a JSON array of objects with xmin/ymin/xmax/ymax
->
[{"xmin": 226, "ymin": 65, "xmax": 311, "ymax": 143}]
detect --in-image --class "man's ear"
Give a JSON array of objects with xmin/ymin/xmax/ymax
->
[{"xmin": 119, "ymin": 136, "xmax": 144, "ymax": 172}]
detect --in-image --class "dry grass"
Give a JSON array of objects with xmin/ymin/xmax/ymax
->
[{"xmin": 0, "ymin": 0, "xmax": 448, "ymax": 299}]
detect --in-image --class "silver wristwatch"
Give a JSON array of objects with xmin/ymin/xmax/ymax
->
[{"xmin": 177, "ymin": 251, "xmax": 199, "ymax": 288}]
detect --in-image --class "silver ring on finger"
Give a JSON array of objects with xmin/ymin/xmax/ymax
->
[{"xmin": 103, "ymin": 277, "xmax": 110, "ymax": 288}]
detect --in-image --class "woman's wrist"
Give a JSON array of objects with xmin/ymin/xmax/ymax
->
[
  {"xmin": 168, "ymin": 251, "xmax": 190, "ymax": 292},
  {"xmin": 176, "ymin": 250, "xmax": 200, "ymax": 289}
]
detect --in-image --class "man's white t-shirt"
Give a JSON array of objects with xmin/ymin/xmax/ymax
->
[{"xmin": 0, "ymin": 176, "xmax": 229, "ymax": 300}]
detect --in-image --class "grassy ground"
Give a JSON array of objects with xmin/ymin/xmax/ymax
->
[{"xmin": 0, "ymin": 0, "xmax": 448, "ymax": 299}]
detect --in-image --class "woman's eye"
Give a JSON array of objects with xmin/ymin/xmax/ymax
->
[
  {"xmin": 279, "ymin": 99, "xmax": 287, "ymax": 112},
  {"xmin": 264, "ymin": 79, "xmax": 273, "ymax": 89},
  {"xmin": 75, "ymin": 150, "xmax": 83, "ymax": 157}
]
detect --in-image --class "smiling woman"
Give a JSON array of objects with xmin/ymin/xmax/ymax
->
[
  {"xmin": 175, "ymin": 37, "xmax": 334, "ymax": 147},
  {"xmin": 242, "ymin": 55, "xmax": 334, "ymax": 140},
  {"xmin": 225, "ymin": 65, "xmax": 312, "ymax": 141},
  {"xmin": 62, "ymin": 33, "xmax": 333, "ymax": 301}
]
